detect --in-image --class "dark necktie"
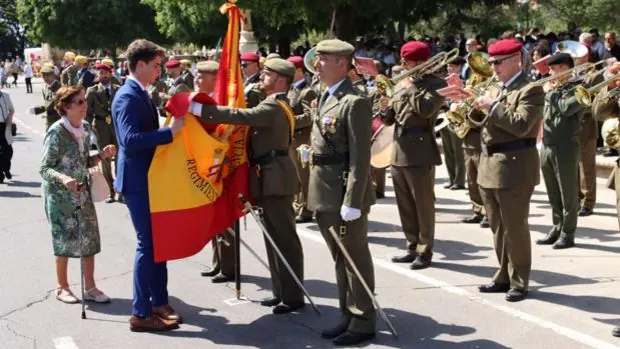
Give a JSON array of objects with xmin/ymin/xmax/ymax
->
[
  {"xmin": 105, "ymin": 88, "xmax": 110, "ymax": 99},
  {"xmin": 319, "ymin": 91, "xmax": 330, "ymax": 109}
]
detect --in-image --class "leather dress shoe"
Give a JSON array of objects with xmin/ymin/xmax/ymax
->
[
  {"xmin": 612, "ymin": 326, "xmax": 620, "ymax": 337},
  {"xmin": 105, "ymin": 195, "xmax": 116, "ymax": 204},
  {"xmin": 553, "ymin": 236, "xmax": 575, "ymax": 249},
  {"xmin": 480, "ymin": 216, "xmax": 490, "ymax": 228},
  {"xmin": 260, "ymin": 296, "xmax": 281, "ymax": 307},
  {"xmin": 152, "ymin": 305, "xmax": 183, "ymax": 324},
  {"xmin": 295, "ymin": 215, "xmax": 313, "ymax": 224},
  {"xmin": 410, "ymin": 255, "xmax": 431, "ymax": 270},
  {"xmin": 321, "ymin": 323, "xmax": 348, "ymax": 339},
  {"xmin": 273, "ymin": 301, "xmax": 305, "ymax": 314},
  {"xmin": 505, "ymin": 288, "xmax": 528, "ymax": 302},
  {"xmin": 536, "ymin": 231, "xmax": 560, "ymax": 245},
  {"xmin": 129, "ymin": 315, "xmax": 179, "ymax": 332},
  {"xmin": 200, "ymin": 267, "xmax": 220, "ymax": 277},
  {"xmin": 375, "ymin": 191, "xmax": 385, "ymax": 199},
  {"xmin": 603, "ymin": 148, "xmax": 618, "ymax": 157},
  {"xmin": 212, "ymin": 273, "xmax": 234, "ymax": 283},
  {"xmin": 461, "ymin": 214, "xmax": 483, "ymax": 224},
  {"xmin": 478, "ymin": 282, "xmax": 510, "ymax": 293},
  {"xmin": 578, "ymin": 207, "xmax": 593, "ymax": 216},
  {"xmin": 4, "ymin": 171, "xmax": 12, "ymax": 180},
  {"xmin": 333, "ymin": 331, "xmax": 376, "ymax": 346},
  {"xmin": 391, "ymin": 251, "xmax": 416, "ymax": 263},
  {"xmin": 451, "ymin": 184, "xmax": 466, "ymax": 190},
  {"xmin": 443, "ymin": 182, "xmax": 453, "ymax": 189}
]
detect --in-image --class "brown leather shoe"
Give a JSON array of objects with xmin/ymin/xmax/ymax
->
[
  {"xmin": 153, "ymin": 305, "xmax": 184, "ymax": 324},
  {"xmin": 129, "ymin": 316, "xmax": 179, "ymax": 332}
]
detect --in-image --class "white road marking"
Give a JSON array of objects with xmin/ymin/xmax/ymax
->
[
  {"xmin": 223, "ymin": 297, "xmax": 251, "ymax": 306},
  {"xmin": 53, "ymin": 336, "xmax": 79, "ymax": 349},
  {"xmin": 297, "ymin": 227, "xmax": 620, "ymax": 349},
  {"xmin": 13, "ymin": 117, "xmax": 44, "ymax": 137}
]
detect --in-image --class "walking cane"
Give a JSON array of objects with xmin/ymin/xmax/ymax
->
[
  {"xmin": 74, "ymin": 202, "xmax": 86, "ymax": 320},
  {"xmin": 238, "ymin": 194, "xmax": 321, "ymax": 316},
  {"xmin": 328, "ymin": 226, "xmax": 398, "ymax": 339}
]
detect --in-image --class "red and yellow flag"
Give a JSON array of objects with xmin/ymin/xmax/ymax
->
[{"xmin": 149, "ymin": 0, "xmax": 251, "ymax": 262}]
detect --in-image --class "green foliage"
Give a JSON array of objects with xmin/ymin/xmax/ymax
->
[
  {"xmin": 0, "ymin": 0, "xmax": 27, "ymax": 58},
  {"xmin": 16, "ymin": 0, "xmax": 168, "ymax": 50},
  {"xmin": 534, "ymin": 0, "xmax": 620, "ymax": 32}
]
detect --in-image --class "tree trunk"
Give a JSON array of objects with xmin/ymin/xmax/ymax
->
[
  {"xmin": 277, "ymin": 36, "xmax": 291, "ymax": 58},
  {"xmin": 334, "ymin": 4, "xmax": 355, "ymax": 41}
]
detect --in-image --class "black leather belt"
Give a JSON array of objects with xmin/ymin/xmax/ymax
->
[
  {"xmin": 311, "ymin": 152, "xmax": 349, "ymax": 166},
  {"xmin": 250, "ymin": 149, "xmax": 289, "ymax": 167},
  {"xmin": 395, "ymin": 125, "xmax": 432, "ymax": 137},
  {"xmin": 483, "ymin": 138, "xmax": 536, "ymax": 156}
]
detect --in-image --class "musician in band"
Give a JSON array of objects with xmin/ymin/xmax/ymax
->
[
  {"xmin": 286, "ymin": 56, "xmax": 317, "ymax": 223},
  {"xmin": 472, "ymin": 39, "xmax": 544, "ymax": 302},
  {"xmin": 442, "ymin": 56, "xmax": 466, "ymax": 191},
  {"xmin": 379, "ymin": 41, "xmax": 447, "ymax": 270},
  {"xmin": 536, "ymin": 53, "xmax": 586, "ymax": 249}
]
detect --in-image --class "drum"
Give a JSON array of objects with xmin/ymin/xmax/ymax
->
[{"xmin": 370, "ymin": 124, "xmax": 394, "ymax": 169}]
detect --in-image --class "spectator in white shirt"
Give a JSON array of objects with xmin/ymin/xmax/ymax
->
[{"xmin": 24, "ymin": 63, "xmax": 33, "ymax": 93}]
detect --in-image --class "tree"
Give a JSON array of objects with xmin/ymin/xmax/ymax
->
[
  {"xmin": 0, "ymin": 0, "xmax": 28, "ymax": 59},
  {"xmin": 16, "ymin": 0, "xmax": 168, "ymax": 51}
]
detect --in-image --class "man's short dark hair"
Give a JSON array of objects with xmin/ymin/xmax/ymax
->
[{"xmin": 125, "ymin": 39, "xmax": 165, "ymax": 72}]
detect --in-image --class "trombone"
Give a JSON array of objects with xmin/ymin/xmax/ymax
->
[
  {"xmin": 528, "ymin": 60, "xmax": 608, "ymax": 90},
  {"xmin": 574, "ymin": 73, "xmax": 620, "ymax": 106},
  {"xmin": 375, "ymin": 48, "xmax": 460, "ymax": 98}
]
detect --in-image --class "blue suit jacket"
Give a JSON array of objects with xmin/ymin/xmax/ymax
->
[{"xmin": 112, "ymin": 78, "xmax": 172, "ymax": 194}]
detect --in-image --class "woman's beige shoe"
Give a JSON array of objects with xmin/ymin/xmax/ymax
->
[
  {"xmin": 84, "ymin": 288, "xmax": 111, "ymax": 303},
  {"xmin": 56, "ymin": 288, "xmax": 79, "ymax": 304}
]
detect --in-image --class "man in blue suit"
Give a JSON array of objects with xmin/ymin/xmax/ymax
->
[{"xmin": 112, "ymin": 39, "xmax": 186, "ymax": 332}]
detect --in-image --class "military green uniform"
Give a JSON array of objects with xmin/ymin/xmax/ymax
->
[
  {"xmin": 163, "ymin": 77, "xmax": 191, "ymax": 106},
  {"xmin": 369, "ymin": 88, "xmax": 386, "ymax": 196},
  {"xmin": 60, "ymin": 64, "xmax": 79, "ymax": 87},
  {"xmin": 182, "ymin": 68, "xmax": 195, "ymax": 91},
  {"xmin": 578, "ymin": 72, "xmax": 605, "ymax": 212},
  {"xmin": 111, "ymin": 75, "xmax": 121, "ymax": 86},
  {"xmin": 288, "ymin": 78, "xmax": 317, "ymax": 220},
  {"xmin": 477, "ymin": 72, "xmax": 544, "ymax": 291},
  {"xmin": 34, "ymin": 80, "xmax": 62, "ymax": 130},
  {"xmin": 352, "ymin": 79, "xmax": 368, "ymax": 98},
  {"xmin": 592, "ymin": 85, "xmax": 620, "ymax": 227},
  {"xmin": 198, "ymin": 93, "xmax": 304, "ymax": 304},
  {"xmin": 381, "ymin": 75, "xmax": 447, "ymax": 260},
  {"xmin": 85, "ymin": 83, "xmax": 120, "ymax": 197},
  {"xmin": 462, "ymin": 115, "xmax": 486, "ymax": 218},
  {"xmin": 440, "ymin": 112, "xmax": 466, "ymax": 187},
  {"xmin": 306, "ymin": 78, "xmax": 376, "ymax": 335},
  {"xmin": 148, "ymin": 79, "xmax": 168, "ymax": 117},
  {"xmin": 244, "ymin": 73, "xmax": 266, "ymax": 108}
]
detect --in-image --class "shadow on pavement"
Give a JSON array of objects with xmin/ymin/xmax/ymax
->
[
  {"xmin": 0, "ymin": 190, "xmax": 41, "ymax": 198},
  {"xmin": 530, "ymin": 223, "xmax": 620, "ymax": 243}
]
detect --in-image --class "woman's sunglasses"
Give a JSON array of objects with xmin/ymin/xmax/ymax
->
[{"xmin": 71, "ymin": 99, "xmax": 86, "ymax": 106}]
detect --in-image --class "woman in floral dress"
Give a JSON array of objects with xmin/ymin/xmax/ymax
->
[{"xmin": 40, "ymin": 85, "xmax": 116, "ymax": 304}]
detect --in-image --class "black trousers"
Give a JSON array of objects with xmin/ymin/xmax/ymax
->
[
  {"xmin": 0, "ymin": 123, "xmax": 13, "ymax": 175},
  {"xmin": 25, "ymin": 77, "xmax": 32, "ymax": 93},
  {"xmin": 11, "ymin": 74, "xmax": 17, "ymax": 86}
]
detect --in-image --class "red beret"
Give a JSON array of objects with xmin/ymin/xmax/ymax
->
[
  {"xmin": 400, "ymin": 41, "xmax": 431, "ymax": 62},
  {"xmin": 240, "ymin": 52, "xmax": 259, "ymax": 62},
  {"xmin": 488, "ymin": 39, "xmax": 523, "ymax": 57},
  {"xmin": 287, "ymin": 56, "xmax": 303, "ymax": 69},
  {"xmin": 165, "ymin": 59, "xmax": 181, "ymax": 68},
  {"xmin": 95, "ymin": 63, "xmax": 112, "ymax": 72}
]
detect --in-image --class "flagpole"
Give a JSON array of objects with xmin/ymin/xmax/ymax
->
[{"xmin": 234, "ymin": 219, "xmax": 241, "ymax": 299}]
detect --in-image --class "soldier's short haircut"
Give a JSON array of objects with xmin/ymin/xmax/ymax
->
[{"xmin": 125, "ymin": 39, "xmax": 165, "ymax": 72}]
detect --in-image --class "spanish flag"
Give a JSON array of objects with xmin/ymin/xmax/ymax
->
[{"xmin": 149, "ymin": 1, "xmax": 251, "ymax": 263}]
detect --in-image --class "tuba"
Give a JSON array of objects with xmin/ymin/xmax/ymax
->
[
  {"xmin": 303, "ymin": 47, "xmax": 318, "ymax": 75},
  {"xmin": 375, "ymin": 48, "xmax": 459, "ymax": 98},
  {"xmin": 602, "ymin": 118, "xmax": 620, "ymax": 149}
]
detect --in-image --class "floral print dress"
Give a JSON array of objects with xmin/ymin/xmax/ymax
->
[{"xmin": 40, "ymin": 120, "xmax": 101, "ymax": 257}]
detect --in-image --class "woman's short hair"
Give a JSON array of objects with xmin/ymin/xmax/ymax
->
[{"xmin": 55, "ymin": 85, "xmax": 84, "ymax": 115}]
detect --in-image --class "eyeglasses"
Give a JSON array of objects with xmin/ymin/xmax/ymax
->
[
  {"xmin": 490, "ymin": 53, "xmax": 519, "ymax": 66},
  {"xmin": 241, "ymin": 62, "xmax": 249, "ymax": 68},
  {"xmin": 71, "ymin": 99, "xmax": 86, "ymax": 106}
]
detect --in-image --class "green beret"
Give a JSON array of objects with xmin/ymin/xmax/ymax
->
[
  {"xmin": 316, "ymin": 39, "xmax": 355, "ymax": 56},
  {"xmin": 266, "ymin": 53, "xmax": 281, "ymax": 60},
  {"xmin": 264, "ymin": 58, "xmax": 295, "ymax": 80},
  {"xmin": 196, "ymin": 61, "xmax": 219, "ymax": 73},
  {"xmin": 40, "ymin": 66, "xmax": 55, "ymax": 74}
]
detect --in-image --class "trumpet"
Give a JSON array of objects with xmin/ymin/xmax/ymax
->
[
  {"xmin": 375, "ymin": 48, "xmax": 459, "ymax": 98},
  {"xmin": 574, "ymin": 73, "xmax": 620, "ymax": 106},
  {"xmin": 528, "ymin": 61, "xmax": 608, "ymax": 91}
]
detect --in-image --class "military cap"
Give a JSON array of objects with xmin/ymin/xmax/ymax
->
[
  {"xmin": 40, "ymin": 66, "xmax": 55, "ymax": 74},
  {"xmin": 240, "ymin": 52, "xmax": 260, "ymax": 62},
  {"xmin": 488, "ymin": 39, "xmax": 522, "ymax": 57},
  {"xmin": 316, "ymin": 39, "xmax": 355, "ymax": 56},
  {"xmin": 547, "ymin": 52, "xmax": 574, "ymax": 68},
  {"xmin": 266, "ymin": 53, "xmax": 281, "ymax": 60},
  {"xmin": 180, "ymin": 59, "xmax": 192, "ymax": 66},
  {"xmin": 287, "ymin": 56, "xmax": 303, "ymax": 70},
  {"xmin": 447, "ymin": 56, "xmax": 467, "ymax": 66},
  {"xmin": 95, "ymin": 63, "xmax": 113, "ymax": 72},
  {"xmin": 165, "ymin": 59, "xmax": 181, "ymax": 68},
  {"xmin": 264, "ymin": 58, "xmax": 295, "ymax": 80},
  {"xmin": 75, "ymin": 55, "xmax": 88, "ymax": 64},
  {"xmin": 64, "ymin": 51, "xmax": 76, "ymax": 61},
  {"xmin": 101, "ymin": 58, "xmax": 114, "ymax": 67},
  {"xmin": 196, "ymin": 61, "xmax": 219, "ymax": 73},
  {"xmin": 400, "ymin": 41, "xmax": 431, "ymax": 62}
]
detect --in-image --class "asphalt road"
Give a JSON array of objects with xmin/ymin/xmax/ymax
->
[{"xmin": 2, "ymin": 78, "xmax": 620, "ymax": 349}]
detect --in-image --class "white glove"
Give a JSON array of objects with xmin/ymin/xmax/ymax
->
[
  {"xmin": 169, "ymin": 117, "xmax": 186, "ymax": 134},
  {"xmin": 28, "ymin": 106, "xmax": 36, "ymax": 115},
  {"xmin": 340, "ymin": 205, "xmax": 361, "ymax": 222}
]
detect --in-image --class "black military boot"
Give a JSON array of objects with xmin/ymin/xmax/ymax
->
[{"xmin": 536, "ymin": 229, "xmax": 560, "ymax": 245}]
